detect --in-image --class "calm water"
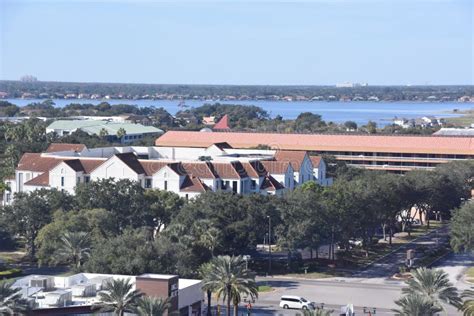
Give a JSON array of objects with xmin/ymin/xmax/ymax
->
[{"xmin": 6, "ymin": 98, "xmax": 472, "ymax": 127}]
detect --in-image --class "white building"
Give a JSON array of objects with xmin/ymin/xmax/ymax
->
[
  {"xmin": 3, "ymin": 142, "xmax": 330, "ymax": 204},
  {"xmin": 12, "ymin": 273, "xmax": 202, "ymax": 316}
]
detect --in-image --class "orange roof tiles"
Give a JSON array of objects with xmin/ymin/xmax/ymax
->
[
  {"xmin": 24, "ymin": 172, "xmax": 50, "ymax": 186},
  {"xmin": 155, "ymin": 131, "xmax": 474, "ymax": 155},
  {"xmin": 46, "ymin": 143, "xmax": 86, "ymax": 153},
  {"xmin": 260, "ymin": 161, "xmax": 290, "ymax": 174},
  {"xmin": 310, "ymin": 156, "xmax": 322, "ymax": 167},
  {"xmin": 274, "ymin": 150, "xmax": 307, "ymax": 171},
  {"xmin": 182, "ymin": 162, "xmax": 218, "ymax": 179},
  {"xmin": 180, "ymin": 175, "xmax": 211, "ymax": 192},
  {"xmin": 17, "ymin": 153, "xmax": 63, "ymax": 172}
]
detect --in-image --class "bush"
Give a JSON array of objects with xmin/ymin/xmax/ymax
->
[{"xmin": 0, "ymin": 268, "xmax": 22, "ymax": 279}]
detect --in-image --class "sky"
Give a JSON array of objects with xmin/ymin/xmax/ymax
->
[{"xmin": 0, "ymin": 0, "xmax": 473, "ymax": 85}]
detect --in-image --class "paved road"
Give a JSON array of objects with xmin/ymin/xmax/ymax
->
[
  {"xmin": 354, "ymin": 225, "xmax": 449, "ymax": 280},
  {"xmin": 253, "ymin": 277, "xmax": 402, "ymax": 314},
  {"xmin": 250, "ymin": 275, "xmax": 464, "ymax": 316}
]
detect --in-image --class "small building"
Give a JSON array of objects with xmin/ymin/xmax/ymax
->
[
  {"xmin": 12, "ymin": 273, "xmax": 203, "ymax": 316},
  {"xmin": 46, "ymin": 120, "xmax": 163, "ymax": 144}
]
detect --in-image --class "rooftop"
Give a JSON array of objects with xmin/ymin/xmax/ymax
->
[
  {"xmin": 47, "ymin": 120, "xmax": 163, "ymax": 135},
  {"xmin": 155, "ymin": 131, "xmax": 474, "ymax": 155}
]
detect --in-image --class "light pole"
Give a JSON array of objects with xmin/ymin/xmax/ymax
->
[{"xmin": 267, "ymin": 215, "xmax": 272, "ymax": 276}]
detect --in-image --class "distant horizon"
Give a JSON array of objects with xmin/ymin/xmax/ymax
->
[
  {"xmin": 1, "ymin": 0, "xmax": 472, "ymax": 85},
  {"xmin": 1, "ymin": 79, "xmax": 473, "ymax": 88}
]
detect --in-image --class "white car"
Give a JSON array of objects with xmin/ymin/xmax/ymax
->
[{"xmin": 279, "ymin": 295, "xmax": 315, "ymax": 310}]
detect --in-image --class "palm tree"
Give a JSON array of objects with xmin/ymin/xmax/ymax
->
[
  {"xmin": 0, "ymin": 281, "xmax": 28, "ymax": 315},
  {"xmin": 201, "ymin": 255, "xmax": 258, "ymax": 316},
  {"xmin": 461, "ymin": 288, "xmax": 474, "ymax": 316},
  {"xmin": 392, "ymin": 293, "xmax": 442, "ymax": 316},
  {"xmin": 402, "ymin": 268, "xmax": 462, "ymax": 310},
  {"xmin": 116, "ymin": 127, "xmax": 127, "ymax": 139},
  {"xmin": 56, "ymin": 231, "xmax": 91, "ymax": 270},
  {"xmin": 133, "ymin": 296, "xmax": 170, "ymax": 316},
  {"xmin": 93, "ymin": 278, "xmax": 142, "ymax": 316},
  {"xmin": 199, "ymin": 262, "xmax": 215, "ymax": 316},
  {"xmin": 99, "ymin": 128, "xmax": 109, "ymax": 138},
  {"xmin": 303, "ymin": 309, "xmax": 334, "ymax": 316}
]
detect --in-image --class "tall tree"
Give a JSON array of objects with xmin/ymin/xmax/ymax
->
[
  {"xmin": 56, "ymin": 231, "xmax": 91, "ymax": 270},
  {"xmin": 1, "ymin": 189, "xmax": 56, "ymax": 260},
  {"xmin": 132, "ymin": 296, "xmax": 170, "ymax": 316},
  {"xmin": 93, "ymin": 278, "xmax": 142, "ymax": 316},
  {"xmin": 402, "ymin": 268, "xmax": 462, "ymax": 311},
  {"xmin": 392, "ymin": 293, "xmax": 442, "ymax": 316},
  {"xmin": 201, "ymin": 256, "xmax": 258, "ymax": 316},
  {"xmin": 450, "ymin": 202, "xmax": 474, "ymax": 254}
]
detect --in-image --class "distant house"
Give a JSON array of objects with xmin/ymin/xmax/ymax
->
[
  {"xmin": 212, "ymin": 115, "xmax": 231, "ymax": 131},
  {"xmin": 46, "ymin": 120, "xmax": 163, "ymax": 143}
]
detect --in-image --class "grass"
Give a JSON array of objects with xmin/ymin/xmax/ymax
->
[
  {"xmin": 444, "ymin": 109, "xmax": 474, "ymax": 127},
  {"xmin": 257, "ymin": 285, "xmax": 273, "ymax": 292},
  {"xmin": 465, "ymin": 267, "xmax": 474, "ymax": 283},
  {"xmin": 280, "ymin": 271, "xmax": 345, "ymax": 279}
]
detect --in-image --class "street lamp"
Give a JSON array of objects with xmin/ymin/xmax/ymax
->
[{"xmin": 267, "ymin": 215, "xmax": 272, "ymax": 276}]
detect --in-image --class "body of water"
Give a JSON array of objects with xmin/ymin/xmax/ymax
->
[{"xmin": 5, "ymin": 98, "xmax": 472, "ymax": 127}]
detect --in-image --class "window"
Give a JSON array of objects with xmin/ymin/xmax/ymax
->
[
  {"xmin": 84, "ymin": 176, "xmax": 90, "ymax": 183},
  {"xmin": 185, "ymin": 194, "xmax": 189, "ymax": 200},
  {"xmin": 77, "ymin": 177, "xmax": 81, "ymax": 184},
  {"xmin": 61, "ymin": 177, "xmax": 65, "ymax": 187},
  {"xmin": 232, "ymin": 181, "xmax": 238, "ymax": 193},
  {"xmin": 250, "ymin": 180, "xmax": 256, "ymax": 190},
  {"xmin": 164, "ymin": 180, "xmax": 168, "ymax": 190},
  {"xmin": 145, "ymin": 179, "xmax": 152, "ymax": 188},
  {"xmin": 6, "ymin": 193, "xmax": 11, "ymax": 203}
]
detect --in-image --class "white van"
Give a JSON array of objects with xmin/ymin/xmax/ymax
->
[{"xmin": 279, "ymin": 295, "xmax": 315, "ymax": 310}]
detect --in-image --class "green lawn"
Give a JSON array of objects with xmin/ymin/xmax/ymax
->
[{"xmin": 257, "ymin": 285, "xmax": 273, "ymax": 292}]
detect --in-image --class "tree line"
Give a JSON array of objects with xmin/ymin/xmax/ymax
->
[
  {"xmin": 1, "ymin": 161, "xmax": 473, "ymax": 277},
  {"xmin": 1, "ymin": 80, "xmax": 473, "ymax": 101}
]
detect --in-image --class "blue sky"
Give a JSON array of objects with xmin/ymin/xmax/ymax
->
[{"xmin": 0, "ymin": 0, "xmax": 472, "ymax": 85}]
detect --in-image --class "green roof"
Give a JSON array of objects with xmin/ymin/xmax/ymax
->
[{"xmin": 47, "ymin": 120, "xmax": 163, "ymax": 136}]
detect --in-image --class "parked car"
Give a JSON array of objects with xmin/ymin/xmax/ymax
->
[{"xmin": 279, "ymin": 295, "xmax": 315, "ymax": 310}]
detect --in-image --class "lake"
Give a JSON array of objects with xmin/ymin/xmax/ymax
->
[{"xmin": 5, "ymin": 98, "xmax": 472, "ymax": 127}]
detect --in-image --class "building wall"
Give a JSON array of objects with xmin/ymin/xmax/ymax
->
[
  {"xmin": 90, "ymin": 156, "xmax": 140, "ymax": 182},
  {"xmin": 152, "ymin": 167, "xmax": 184, "ymax": 192},
  {"xmin": 49, "ymin": 163, "xmax": 80, "ymax": 194}
]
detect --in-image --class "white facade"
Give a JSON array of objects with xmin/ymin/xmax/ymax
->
[{"xmin": 4, "ymin": 144, "xmax": 329, "ymax": 203}]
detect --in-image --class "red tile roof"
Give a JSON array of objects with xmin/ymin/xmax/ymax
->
[
  {"xmin": 180, "ymin": 175, "xmax": 211, "ymax": 192},
  {"xmin": 310, "ymin": 156, "xmax": 322, "ymax": 168},
  {"xmin": 24, "ymin": 172, "xmax": 49, "ymax": 186},
  {"xmin": 140, "ymin": 161, "xmax": 170, "ymax": 176},
  {"xmin": 46, "ymin": 143, "xmax": 86, "ymax": 153},
  {"xmin": 213, "ymin": 115, "xmax": 230, "ymax": 131},
  {"xmin": 260, "ymin": 161, "xmax": 290, "ymax": 174},
  {"xmin": 274, "ymin": 150, "xmax": 307, "ymax": 172},
  {"xmin": 182, "ymin": 162, "xmax": 218, "ymax": 179},
  {"xmin": 155, "ymin": 131, "xmax": 474, "ymax": 155},
  {"xmin": 242, "ymin": 161, "xmax": 267, "ymax": 178},
  {"xmin": 17, "ymin": 153, "xmax": 63, "ymax": 172},
  {"xmin": 212, "ymin": 162, "xmax": 248, "ymax": 179}
]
